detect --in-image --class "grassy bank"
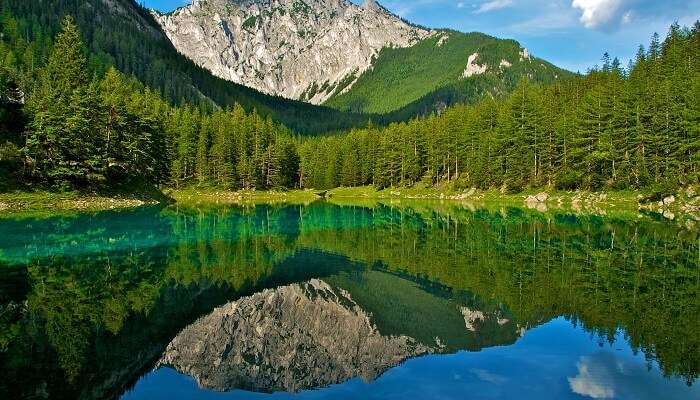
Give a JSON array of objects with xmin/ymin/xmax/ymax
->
[
  {"xmin": 0, "ymin": 191, "xmax": 160, "ymax": 218},
  {"xmin": 0, "ymin": 188, "xmax": 321, "ymax": 215},
  {"xmin": 1, "ymin": 185, "xmax": 698, "ymax": 226},
  {"xmin": 0, "ymin": 181, "xmax": 172, "ymax": 216},
  {"xmin": 327, "ymin": 185, "xmax": 700, "ymax": 222},
  {"xmin": 328, "ymin": 186, "xmax": 640, "ymax": 207},
  {"xmin": 167, "ymin": 188, "xmax": 321, "ymax": 206}
]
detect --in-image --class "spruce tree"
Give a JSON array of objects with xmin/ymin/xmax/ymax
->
[{"xmin": 25, "ymin": 16, "xmax": 104, "ymax": 188}]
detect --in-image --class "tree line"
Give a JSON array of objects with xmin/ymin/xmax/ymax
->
[
  {"xmin": 0, "ymin": 16, "xmax": 300, "ymax": 190},
  {"xmin": 0, "ymin": 0, "xmax": 370, "ymax": 134},
  {"xmin": 300, "ymin": 23, "xmax": 700, "ymax": 191},
  {"xmin": 0, "ymin": 13, "xmax": 698, "ymax": 193}
]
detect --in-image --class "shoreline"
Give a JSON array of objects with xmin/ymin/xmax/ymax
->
[
  {"xmin": 1, "ymin": 186, "xmax": 698, "ymax": 223},
  {"xmin": 0, "ymin": 191, "xmax": 160, "ymax": 216},
  {"xmin": 166, "ymin": 188, "xmax": 321, "ymax": 206}
]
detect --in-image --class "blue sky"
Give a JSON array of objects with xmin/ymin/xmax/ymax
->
[{"xmin": 142, "ymin": 0, "xmax": 700, "ymax": 72}]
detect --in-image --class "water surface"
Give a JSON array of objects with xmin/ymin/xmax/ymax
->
[{"xmin": 0, "ymin": 202, "xmax": 698, "ymax": 399}]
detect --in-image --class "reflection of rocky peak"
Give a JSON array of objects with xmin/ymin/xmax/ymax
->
[
  {"xmin": 460, "ymin": 306, "xmax": 510, "ymax": 331},
  {"xmin": 159, "ymin": 279, "xmax": 434, "ymax": 393},
  {"xmin": 159, "ymin": 272, "xmax": 523, "ymax": 394}
]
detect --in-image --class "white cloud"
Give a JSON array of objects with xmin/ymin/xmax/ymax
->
[
  {"xmin": 568, "ymin": 356, "xmax": 615, "ymax": 399},
  {"xmin": 621, "ymin": 10, "xmax": 634, "ymax": 24},
  {"xmin": 572, "ymin": 0, "xmax": 624, "ymax": 28},
  {"xmin": 474, "ymin": 0, "xmax": 514, "ymax": 14},
  {"xmin": 506, "ymin": 2, "xmax": 579, "ymax": 36},
  {"xmin": 470, "ymin": 368, "xmax": 507, "ymax": 384}
]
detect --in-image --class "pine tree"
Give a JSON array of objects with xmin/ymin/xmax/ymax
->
[
  {"xmin": 209, "ymin": 109, "xmax": 236, "ymax": 188},
  {"xmin": 196, "ymin": 118, "xmax": 210, "ymax": 184},
  {"xmin": 25, "ymin": 16, "xmax": 104, "ymax": 188},
  {"xmin": 272, "ymin": 136, "xmax": 299, "ymax": 188},
  {"xmin": 499, "ymin": 79, "xmax": 540, "ymax": 190}
]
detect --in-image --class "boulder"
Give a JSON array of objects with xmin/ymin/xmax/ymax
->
[{"xmin": 663, "ymin": 195, "xmax": 676, "ymax": 206}]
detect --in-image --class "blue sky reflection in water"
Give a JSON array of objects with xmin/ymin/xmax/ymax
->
[{"xmin": 123, "ymin": 317, "xmax": 700, "ymax": 400}]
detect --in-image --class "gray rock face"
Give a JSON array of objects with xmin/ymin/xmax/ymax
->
[
  {"xmin": 159, "ymin": 279, "xmax": 434, "ymax": 393},
  {"xmin": 153, "ymin": 0, "xmax": 430, "ymax": 103}
]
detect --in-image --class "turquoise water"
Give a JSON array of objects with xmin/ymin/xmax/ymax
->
[{"xmin": 0, "ymin": 202, "xmax": 698, "ymax": 399}]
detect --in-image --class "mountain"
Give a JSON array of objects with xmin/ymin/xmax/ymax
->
[
  {"xmin": 155, "ymin": 0, "xmax": 430, "ymax": 103},
  {"xmin": 1, "ymin": 0, "xmax": 367, "ymax": 134},
  {"xmin": 2, "ymin": 0, "xmax": 571, "ymax": 134},
  {"xmin": 153, "ymin": 0, "xmax": 571, "ymax": 115},
  {"xmin": 326, "ymin": 30, "xmax": 570, "ymax": 114},
  {"xmin": 159, "ymin": 279, "xmax": 432, "ymax": 393}
]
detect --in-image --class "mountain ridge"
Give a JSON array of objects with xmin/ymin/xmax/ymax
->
[
  {"xmin": 0, "ymin": 0, "xmax": 370, "ymax": 134},
  {"xmin": 154, "ymin": 0, "xmax": 432, "ymax": 103},
  {"xmin": 152, "ymin": 0, "xmax": 571, "ymax": 115}
]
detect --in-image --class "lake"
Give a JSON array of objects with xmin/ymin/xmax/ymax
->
[{"xmin": 0, "ymin": 201, "xmax": 698, "ymax": 399}]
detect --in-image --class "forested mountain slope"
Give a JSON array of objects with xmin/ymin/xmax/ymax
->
[
  {"xmin": 326, "ymin": 30, "xmax": 571, "ymax": 114},
  {"xmin": 299, "ymin": 24, "xmax": 700, "ymax": 192},
  {"xmin": 152, "ymin": 0, "xmax": 570, "ymax": 117},
  {"xmin": 0, "ymin": 15, "xmax": 305, "ymax": 191},
  {"xmin": 0, "ymin": 0, "xmax": 366, "ymax": 134}
]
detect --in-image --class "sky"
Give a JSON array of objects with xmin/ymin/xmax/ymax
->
[{"xmin": 142, "ymin": 0, "xmax": 700, "ymax": 72}]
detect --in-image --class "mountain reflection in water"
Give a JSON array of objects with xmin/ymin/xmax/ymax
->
[
  {"xmin": 158, "ymin": 272, "xmax": 518, "ymax": 394},
  {"xmin": 0, "ymin": 202, "xmax": 698, "ymax": 399}
]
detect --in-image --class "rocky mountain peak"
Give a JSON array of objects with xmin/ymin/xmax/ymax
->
[
  {"xmin": 363, "ymin": 0, "xmax": 378, "ymax": 10},
  {"xmin": 153, "ymin": 0, "xmax": 431, "ymax": 103}
]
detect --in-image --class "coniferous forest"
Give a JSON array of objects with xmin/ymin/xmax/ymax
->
[
  {"xmin": 0, "ymin": 0, "xmax": 371, "ymax": 135},
  {"xmin": 300, "ymin": 26, "xmax": 700, "ymax": 191},
  {"xmin": 0, "ymin": 11, "xmax": 698, "ymax": 194},
  {"xmin": 1, "ymin": 5, "xmax": 700, "ymax": 398}
]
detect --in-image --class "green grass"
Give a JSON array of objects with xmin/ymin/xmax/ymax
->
[
  {"xmin": 167, "ymin": 188, "xmax": 321, "ymax": 206},
  {"xmin": 326, "ymin": 185, "xmax": 647, "ymax": 216},
  {"xmin": 0, "ymin": 191, "xmax": 158, "ymax": 217},
  {"xmin": 2, "ymin": 185, "xmax": 695, "ymax": 225},
  {"xmin": 326, "ymin": 31, "xmax": 571, "ymax": 114}
]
